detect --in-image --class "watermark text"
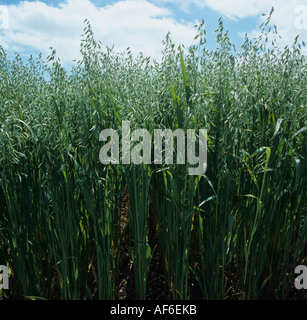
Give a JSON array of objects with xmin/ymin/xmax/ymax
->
[
  {"xmin": 295, "ymin": 5, "xmax": 307, "ymax": 30},
  {"xmin": 294, "ymin": 265, "xmax": 307, "ymax": 289},
  {"xmin": 99, "ymin": 121, "xmax": 207, "ymax": 176},
  {"xmin": 0, "ymin": 265, "xmax": 9, "ymax": 290}
]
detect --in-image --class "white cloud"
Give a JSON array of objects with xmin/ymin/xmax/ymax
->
[
  {"xmin": 154, "ymin": 0, "xmax": 206, "ymax": 13},
  {"xmin": 265, "ymin": 2, "xmax": 307, "ymax": 47},
  {"xmin": 203, "ymin": 0, "xmax": 269, "ymax": 20},
  {"xmin": 152, "ymin": 0, "xmax": 307, "ymax": 54},
  {"xmin": 203, "ymin": 0, "xmax": 307, "ymax": 53},
  {"xmin": 0, "ymin": 0, "xmax": 198, "ymax": 64}
]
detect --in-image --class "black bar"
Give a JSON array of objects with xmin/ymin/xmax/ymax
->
[{"xmin": 1, "ymin": 299, "xmax": 305, "ymax": 318}]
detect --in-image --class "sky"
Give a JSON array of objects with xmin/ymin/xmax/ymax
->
[{"xmin": 0, "ymin": 0, "xmax": 306, "ymax": 66}]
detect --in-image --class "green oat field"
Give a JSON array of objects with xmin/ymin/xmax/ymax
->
[{"xmin": 0, "ymin": 16, "xmax": 306, "ymax": 300}]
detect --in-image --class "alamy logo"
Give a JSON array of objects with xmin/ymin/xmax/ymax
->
[
  {"xmin": 0, "ymin": 265, "xmax": 9, "ymax": 290},
  {"xmin": 99, "ymin": 121, "xmax": 207, "ymax": 175},
  {"xmin": 295, "ymin": 5, "xmax": 307, "ymax": 30},
  {"xmin": 294, "ymin": 265, "xmax": 307, "ymax": 290}
]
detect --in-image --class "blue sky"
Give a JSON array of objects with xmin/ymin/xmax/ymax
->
[{"xmin": 0, "ymin": 0, "xmax": 306, "ymax": 65}]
